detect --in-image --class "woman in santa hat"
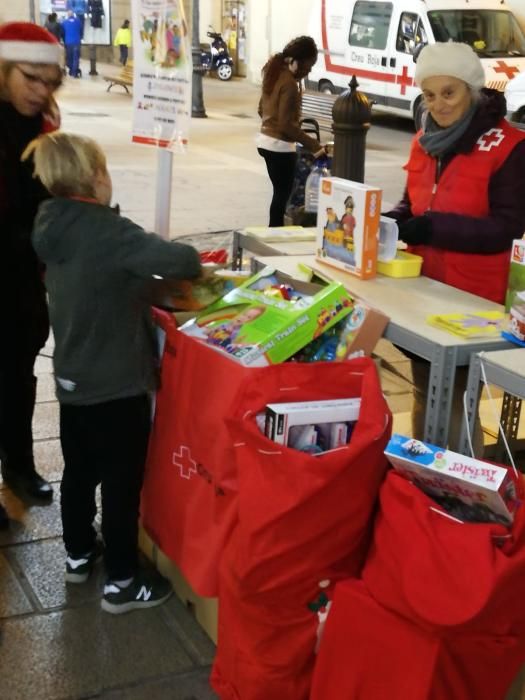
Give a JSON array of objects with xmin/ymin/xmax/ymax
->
[{"xmin": 0, "ymin": 22, "xmax": 63, "ymax": 527}]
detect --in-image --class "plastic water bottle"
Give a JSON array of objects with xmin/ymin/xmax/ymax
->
[{"xmin": 304, "ymin": 155, "xmax": 331, "ymax": 214}]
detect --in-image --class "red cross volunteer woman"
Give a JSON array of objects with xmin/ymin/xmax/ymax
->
[
  {"xmin": 0, "ymin": 22, "xmax": 62, "ymax": 527},
  {"xmin": 385, "ymin": 41, "xmax": 525, "ymax": 451}
]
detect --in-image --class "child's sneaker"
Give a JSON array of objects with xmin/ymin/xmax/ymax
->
[
  {"xmin": 65, "ymin": 540, "xmax": 104, "ymax": 584},
  {"xmin": 101, "ymin": 570, "xmax": 173, "ymax": 614}
]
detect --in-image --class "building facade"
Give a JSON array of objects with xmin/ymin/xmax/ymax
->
[{"xmin": 2, "ymin": 1, "xmax": 315, "ymax": 83}]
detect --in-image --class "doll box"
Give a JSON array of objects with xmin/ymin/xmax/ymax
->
[
  {"xmin": 385, "ymin": 434, "xmax": 518, "ymax": 525},
  {"xmin": 265, "ymin": 397, "xmax": 361, "ymax": 446},
  {"xmin": 179, "ymin": 266, "xmax": 355, "ymax": 366},
  {"xmin": 316, "ymin": 177, "xmax": 382, "ymax": 280}
]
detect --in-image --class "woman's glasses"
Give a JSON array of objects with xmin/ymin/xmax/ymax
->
[{"xmin": 15, "ymin": 65, "xmax": 63, "ymax": 92}]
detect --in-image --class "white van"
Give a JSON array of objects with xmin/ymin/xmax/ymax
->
[
  {"xmin": 505, "ymin": 72, "xmax": 525, "ymax": 124},
  {"xmin": 307, "ymin": 0, "xmax": 525, "ymax": 123}
]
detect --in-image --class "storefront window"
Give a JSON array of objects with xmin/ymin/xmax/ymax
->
[{"xmin": 222, "ymin": 0, "xmax": 246, "ymax": 77}]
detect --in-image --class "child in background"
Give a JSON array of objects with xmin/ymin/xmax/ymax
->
[
  {"xmin": 114, "ymin": 19, "xmax": 131, "ymax": 66},
  {"xmin": 28, "ymin": 132, "xmax": 202, "ymax": 614}
]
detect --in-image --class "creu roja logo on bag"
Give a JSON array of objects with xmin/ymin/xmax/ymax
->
[{"xmin": 172, "ymin": 445, "xmax": 226, "ymax": 496}]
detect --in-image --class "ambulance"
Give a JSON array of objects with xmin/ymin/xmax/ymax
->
[{"xmin": 307, "ymin": 0, "xmax": 525, "ymax": 124}]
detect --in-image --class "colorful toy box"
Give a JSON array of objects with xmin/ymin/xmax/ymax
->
[
  {"xmin": 316, "ymin": 177, "xmax": 382, "ymax": 280},
  {"xmin": 385, "ymin": 434, "xmax": 519, "ymax": 525},
  {"xmin": 505, "ymin": 239, "xmax": 525, "ymax": 343},
  {"xmin": 179, "ymin": 266, "xmax": 355, "ymax": 366}
]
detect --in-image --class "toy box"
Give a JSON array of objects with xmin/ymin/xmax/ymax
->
[
  {"xmin": 288, "ymin": 265, "xmax": 389, "ymax": 361},
  {"xmin": 505, "ymin": 239, "xmax": 525, "ymax": 343},
  {"xmin": 385, "ymin": 434, "xmax": 519, "ymax": 525},
  {"xmin": 179, "ymin": 266, "xmax": 355, "ymax": 366},
  {"xmin": 265, "ymin": 398, "xmax": 361, "ymax": 450},
  {"xmin": 316, "ymin": 177, "xmax": 382, "ymax": 280}
]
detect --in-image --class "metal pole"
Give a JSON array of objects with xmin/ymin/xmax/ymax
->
[
  {"xmin": 89, "ymin": 44, "xmax": 98, "ymax": 76},
  {"xmin": 29, "ymin": 0, "xmax": 36, "ymax": 23},
  {"xmin": 191, "ymin": 0, "xmax": 207, "ymax": 118},
  {"xmin": 155, "ymin": 148, "xmax": 174, "ymax": 240}
]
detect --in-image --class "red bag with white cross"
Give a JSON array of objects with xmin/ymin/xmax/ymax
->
[{"xmin": 140, "ymin": 310, "xmax": 258, "ymax": 596}]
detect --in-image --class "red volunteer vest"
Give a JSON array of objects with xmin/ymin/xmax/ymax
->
[{"xmin": 405, "ymin": 119, "xmax": 525, "ymax": 303}]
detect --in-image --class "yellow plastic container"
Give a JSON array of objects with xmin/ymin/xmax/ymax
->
[{"xmin": 377, "ymin": 251, "xmax": 423, "ymax": 278}]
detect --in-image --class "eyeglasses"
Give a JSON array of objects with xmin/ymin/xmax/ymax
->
[{"xmin": 15, "ymin": 65, "xmax": 63, "ymax": 91}]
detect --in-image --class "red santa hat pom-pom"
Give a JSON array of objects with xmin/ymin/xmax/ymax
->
[{"xmin": 0, "ymin": 22, "xmax": 62, "ymax": 65}]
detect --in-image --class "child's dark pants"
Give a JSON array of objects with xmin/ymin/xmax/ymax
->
[{"xmin": 60, "ymin": 394, "xmax": 151, "ymax": 581}]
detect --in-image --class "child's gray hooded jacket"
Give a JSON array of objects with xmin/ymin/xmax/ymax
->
[{"xmin": 32, "ymin": 198, "xmax": 201, "ymax": 405}]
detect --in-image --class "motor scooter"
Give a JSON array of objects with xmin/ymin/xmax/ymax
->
[{"xmin": 200, "ymin": 28, "xmax": 234, "ymax": 81}]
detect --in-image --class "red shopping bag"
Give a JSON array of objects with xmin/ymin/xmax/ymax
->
[
  {"xmin": 310, "ymin": 579, "xmax": 439, "ymax": 700},
  {"xmin": 212, "ymin": 540, "xmax": 345, "ymax": 700},
  {"xmin": 311, "ymin": 470, "xmax": 525, "ymax": 700},
  {"xmin": 224, "ymin": 357, "xmax": 391, "ymax": 591},
  {"xmin": 141, "ymin": 312, "xmax": 261, "ymax": 596},
  {"xmin": 211, "ymin": 358, "xmax": 392, "ymax": 700}
]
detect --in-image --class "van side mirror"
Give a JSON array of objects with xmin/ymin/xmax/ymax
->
[{"xmin": 412, "ymin": 42, "xmax": 426, "ymax": 63}]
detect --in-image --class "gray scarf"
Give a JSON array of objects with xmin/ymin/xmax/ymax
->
[{"xmin": 419, "ymin": 101, "xmax": 478, "ymax": 157}]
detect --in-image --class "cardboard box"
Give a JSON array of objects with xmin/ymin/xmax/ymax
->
[
  {"xmin": 316, "ymin": 177, "xmax": 382, "ymax": 279},
  {"xmin": 139, "ymin": 527, "xmax": 217, "ymax": 642},
  {"xmin": 265, "ymin": 397, "xmax": 361, "ymax": 446},
  {"xmin": 506, "ymin": 239, "xmax": 525, "ymax": 342},
  {"xmin": 179, "ymin": 266, "xmax": 355, "ymax": 366},
  {"xmin": 385, "ymin": 434, "xmax": 518, "ymax": 525}
]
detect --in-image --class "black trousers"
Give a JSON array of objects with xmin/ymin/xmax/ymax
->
[
  {"xmin": 0, "ymin": 348, "xmax": 39, "ymax": 470},
  {"xmin": 0, "ymin": 289, "xmax": 48, "ymax": 472},
  {"xmin": 258, "ymin": 148, "xmax": 297, "ymax": 227},
  {"xmin": 60, "ymin": 394, "xmax": 151, "ymax": 581}
]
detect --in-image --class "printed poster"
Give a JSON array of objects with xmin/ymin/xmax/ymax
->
[{"xmin": 131, "ymin": 0, "xmax": 192, "ymax": 149}]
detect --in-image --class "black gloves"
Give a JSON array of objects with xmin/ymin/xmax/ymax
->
[{"xmin": 397, "ymin": 216, "xmax": 433, "ymax": 246}]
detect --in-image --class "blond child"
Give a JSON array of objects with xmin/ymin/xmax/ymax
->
[{"xmin": 27, "ymin": 132, "xmax": 201, "ymax": 613}]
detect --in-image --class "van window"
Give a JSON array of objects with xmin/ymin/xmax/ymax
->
[
  {"xmin": 427, "ymin": 10, "xmax": 525, "ymax": 57},
  {"xmin": 396, "ymin": 13, "xmax": 428, "ymax": 54},
  {"xmin": 349, "ymin": 1, "xmax": 393, "ymax": 51}
]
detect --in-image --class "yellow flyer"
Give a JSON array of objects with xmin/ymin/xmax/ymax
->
[{"xmin": 426, "ymin": 311, "xmax": 506, "ymax": 338}]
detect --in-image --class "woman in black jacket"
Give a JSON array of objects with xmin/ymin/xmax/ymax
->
[{"xmin": 0, "ymin": 22, "xmax": 63, "ymax": 526}]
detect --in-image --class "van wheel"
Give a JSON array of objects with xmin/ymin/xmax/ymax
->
[
  {"xmin": 413, "ymin": 96, "xmax": 424, "ymax": 131},
  {"xmin": 516, "ymin": 108, "xmax": 525, "ymax": 124},
  {"xmin": 319, "ymin": 80, "xmax": 336, "ymax": 95}
]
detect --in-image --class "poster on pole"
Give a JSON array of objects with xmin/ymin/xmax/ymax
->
[{"xmin": 131, "ymin": 0, "xmax": 192, "ymax": 149}]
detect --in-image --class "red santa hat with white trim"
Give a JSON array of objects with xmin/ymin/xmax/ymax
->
[{"xmin": 0, "ymin": 22, "xmax": 62, "ymax": 65}]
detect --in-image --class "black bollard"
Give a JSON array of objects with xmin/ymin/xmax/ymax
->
[{"xmin": 331, "ymin": 75, "xmax": 372, "ymax": 183}]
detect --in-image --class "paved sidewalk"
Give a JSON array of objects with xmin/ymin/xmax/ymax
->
[{"xmin": 0, "ymin": 67, "xmax": 243, "ymax": 700}]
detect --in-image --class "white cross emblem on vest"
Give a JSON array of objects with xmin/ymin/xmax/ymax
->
[{"xmin": 477, "ymin": 128, "xmax": 505, "ymax": 152}]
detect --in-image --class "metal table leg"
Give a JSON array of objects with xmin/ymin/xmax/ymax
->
[
  {"xmin": 424, "ymin": 346, "xmax": 457, "ymax": 447},
  {"xmin": 458, "ymin": 353, "xmax": 483, "ymax": 456},
  {"xmin": 231, "ymin": 230, "xmax": 243, "ymax": 271}
]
